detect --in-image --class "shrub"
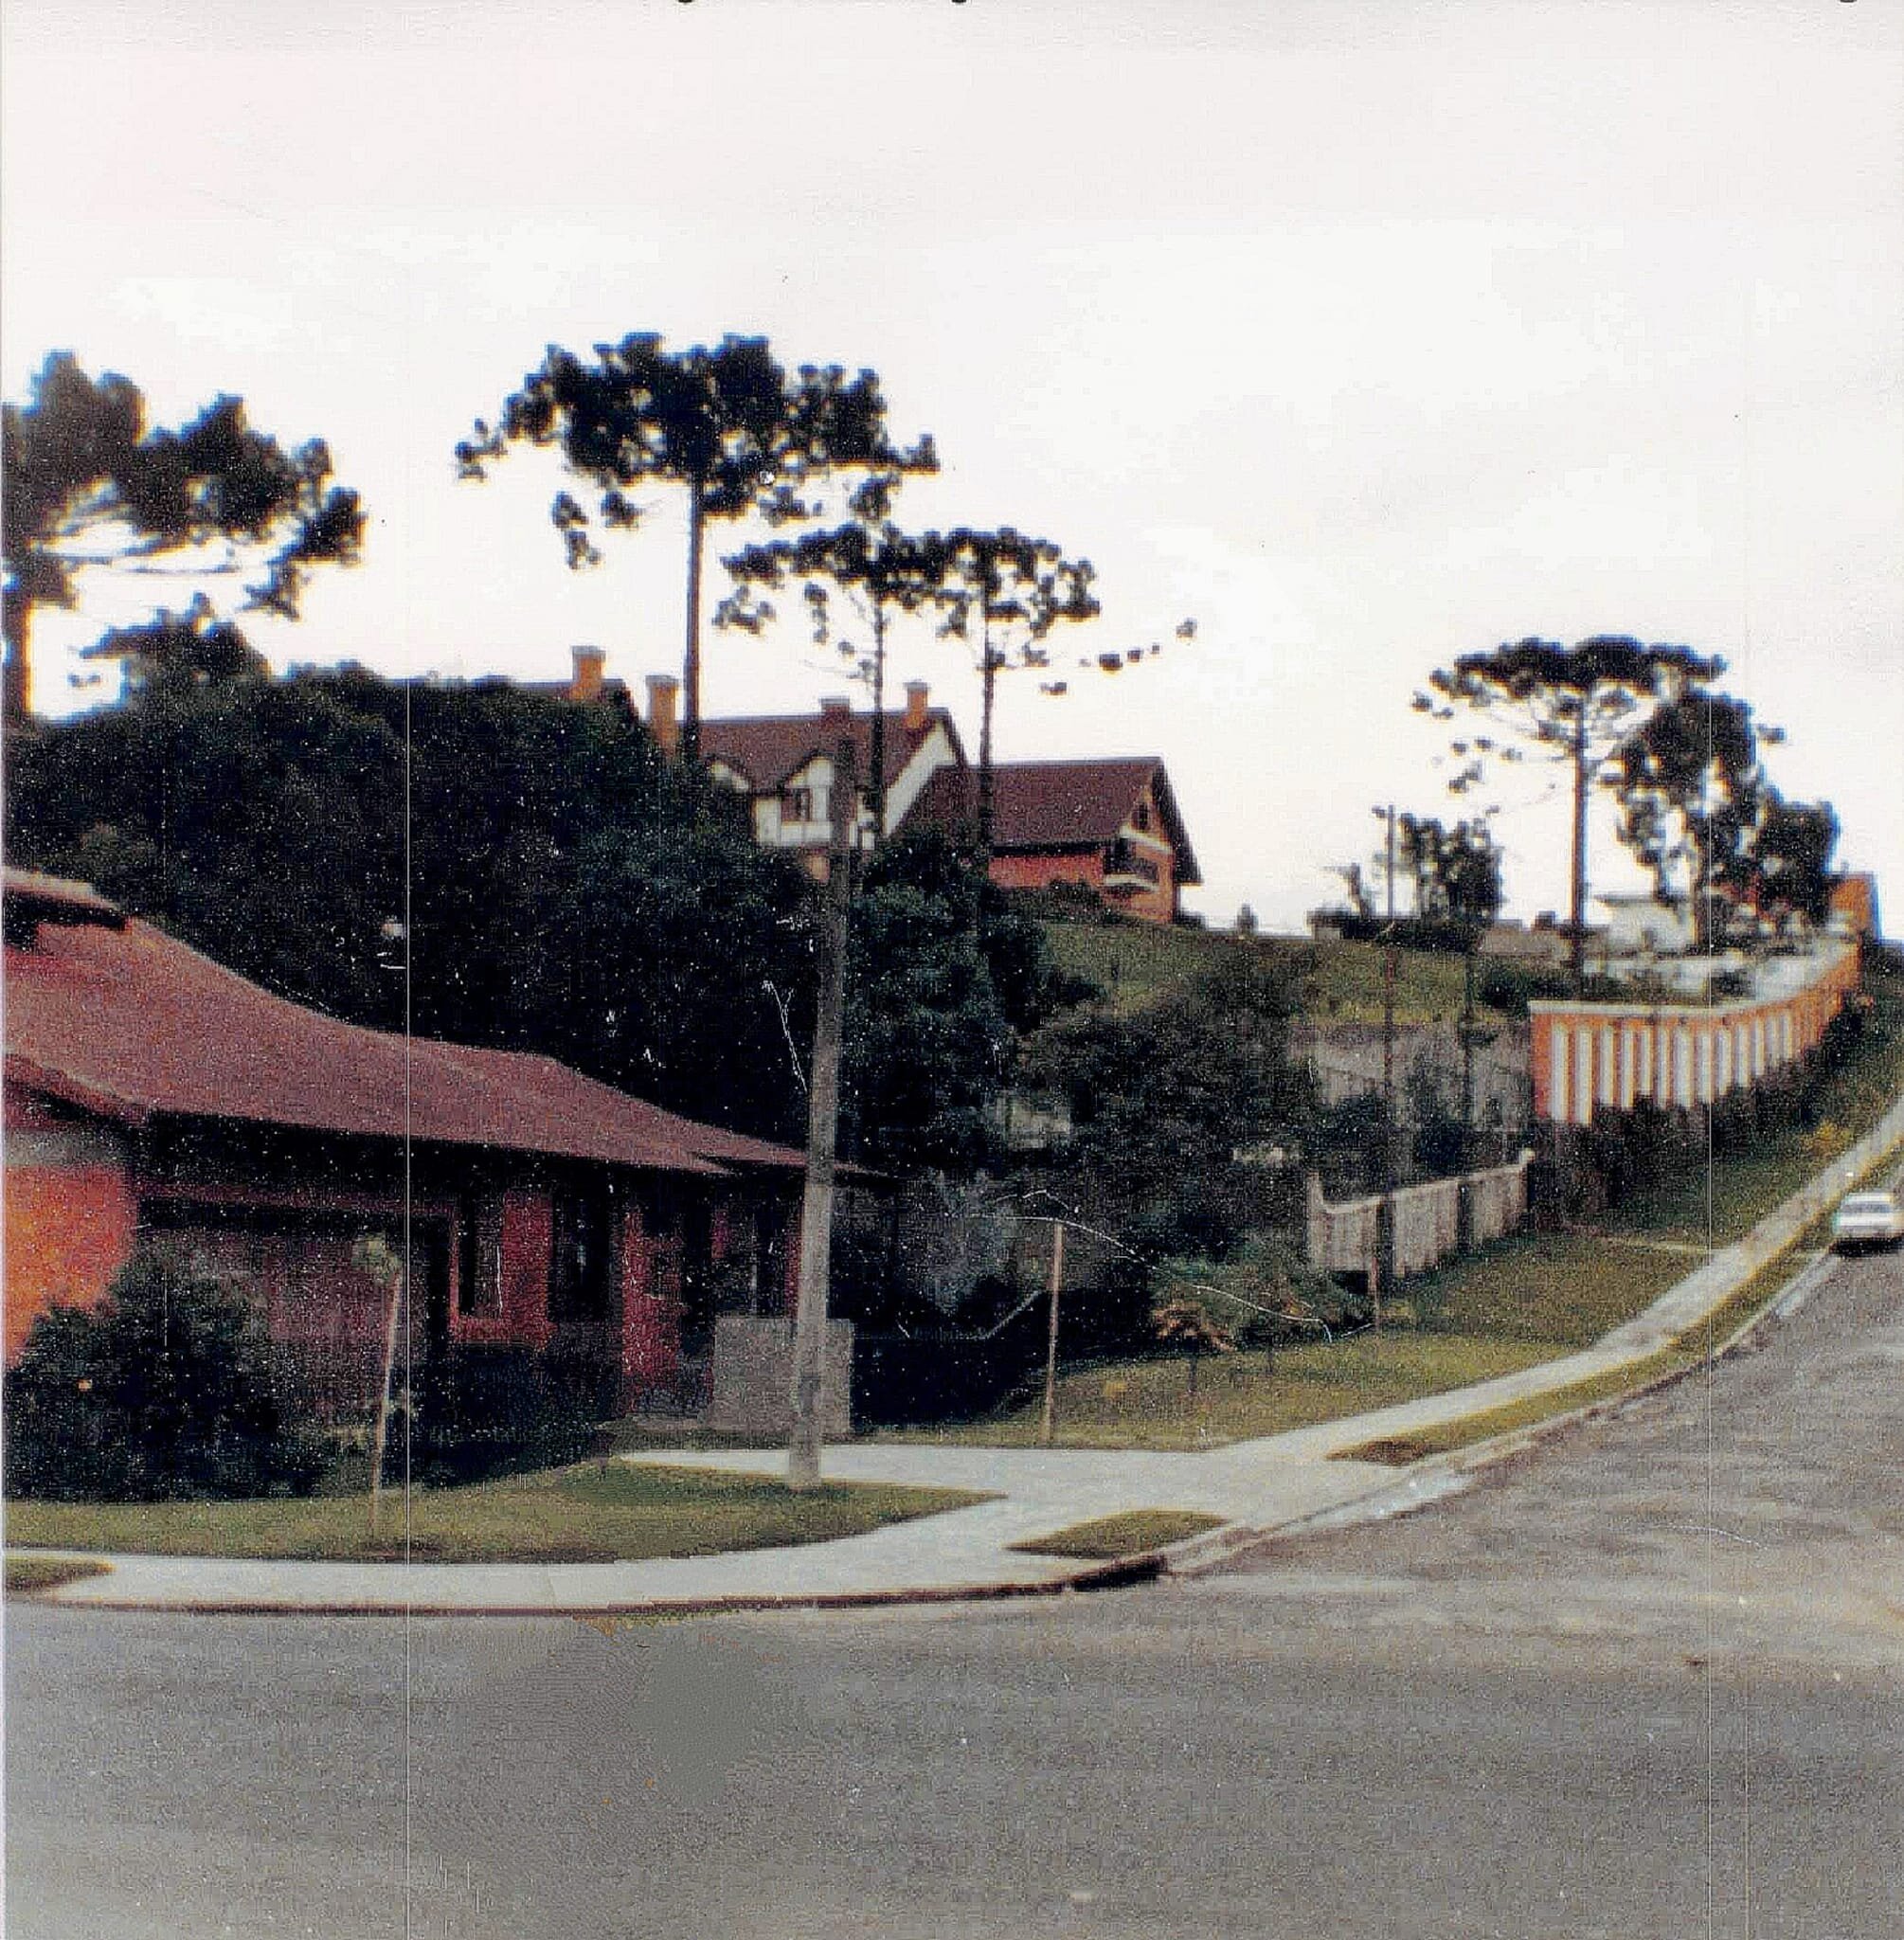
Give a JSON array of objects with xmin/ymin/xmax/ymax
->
[
  {"xmin": 1151, "ymin": 1236, "xmax": 1355, "ymax": 1350},
  {"xmin": 401, "ymin": 1345, "xmax": 602, "ymax": 1486},
  {"xmin": 4, "ymin": 1252, "xmax": 328, "ymax": 1501}
]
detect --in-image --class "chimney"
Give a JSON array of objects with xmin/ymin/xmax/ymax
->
[
  {"xmin": 903, "ymin": 681, "xmax": 929, "ymax": 733},
  {"xmin": 569, "ymin": 644, "xmax": 606, "ymax": 704},
  {"xmin": 646, "ymin": 674, "xmax": 680, "ymax": 758},
  {"xmin": 818, "ymin": 695, "xmax": 853, "ymax": 734}
]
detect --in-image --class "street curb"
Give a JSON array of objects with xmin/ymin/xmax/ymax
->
[{"xmin": 36, "ymin": 1551, "xmax": 1161, "ymax": 1620}]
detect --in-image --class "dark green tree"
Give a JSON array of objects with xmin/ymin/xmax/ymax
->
[
  {"xmin": 936, "ymin": 527, "xmax": 1100, "ymax": 854},
  {"xmin": 458, "ymin": 332, "xmax": 934, "ymax": 763},
  {"xmin": 3, "ymin": 351, "xmax": 363, "ymax": 717},
  {"xmin": 4, "ymin": 1251, "xmax": 328, "ymax": 1501},
  {"xmin": 1415, "ymin": 636, "xmax": 1721, "ymax": 980},
  {"xmin": 4, "ymin": 667, "xmax": 822, "ymax": 1135},
  {"xmin": 76, "ymin": 595, "xmax": 268, "ymax": 698},
  {"xmin": 1611, "ymin": 687, "xmax": 1767, "ymax": 949},
  {"xmin": 1024, "ymin": 950, "xmax": 1311, "ymax": 1262},
  {"xmin": 1396, "ymin": 813, "xmax": 1503, "ymax": 926},
  {"xmin": 1749, "ymin": 793, "xmax": 1840, "ymax": 928},
  {"xmin": 841, "ymin": 828, "xmax": 1058, "ymax": 1174}
]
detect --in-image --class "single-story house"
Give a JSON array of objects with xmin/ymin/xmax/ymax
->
[{"xmin": 3, "ymin": 869, "xmax": 813, "ymax": 1416}]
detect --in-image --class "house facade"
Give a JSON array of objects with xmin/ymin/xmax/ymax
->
[
  {"xmin": 3, "ymin": 870, "xmax": 810, "ymax": 1415},
  {"xmin": 902, "ymin": 755, "xmax": 1200, "ymax": 925},
  {"xmin": 693, "ymin": 681, "xmax": 964, "ymax": 874}
]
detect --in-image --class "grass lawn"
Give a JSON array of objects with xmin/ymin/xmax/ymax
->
[
  {"xmin": 888, "ymin": 1333, "xmax": 1554, "ymax": 1452},
  {"xmin": 1410, "ymin": 1231, "xmax": 1692, "ymax": 1347},
  {"xmin": 5, "ymin": 1554, "xmax": 113, "ymax": 1595},
  {"xmin": 1012, "ymin": 1509, "xmax": 1225, "ymax": 1559},
  {"xmin": 4, "ymin": 1463, "xmax": 989, "ymax": 1565}
]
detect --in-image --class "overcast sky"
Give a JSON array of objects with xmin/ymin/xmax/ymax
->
[{"xmin": 6, "ymin": 0, "xmax": 1900, "ymax": 933}]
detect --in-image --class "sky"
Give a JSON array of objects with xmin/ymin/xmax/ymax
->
[{"xmin": 5, "ymin": 0, "xmax": 1900, "ymax": 935}]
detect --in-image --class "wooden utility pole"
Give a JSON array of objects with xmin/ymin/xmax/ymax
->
[
  {"xmin": 1376, "ymin": 926, "xmax": 1397, "ymax": 1326},
  {"xmin": 358, "ymin": 1236, "xmax": 405, "ymax": 1536},
  {"xmin": 1039, "ymin": 1220, "xmax": 1067, "ymax": 1448},
  {"xmin": 788, "ymin": 734, "xmax": 857, "ymax": 1490}
]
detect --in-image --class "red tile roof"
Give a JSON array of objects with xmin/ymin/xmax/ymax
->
[
  {"xmin": 700, "ymin": 707, "xmax": 961, "ymax": 794},
  {"xmin": 904, "ymin": 757, "xmax": 1201, "ymax": 884},
  {"xmin": 3, "ymin": 873, "xmax": 807, "ymax": 1178}
]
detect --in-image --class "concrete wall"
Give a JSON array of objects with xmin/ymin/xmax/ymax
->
[
  {"xmin": 1530, "ymin": 943, "xmax": 1859, "ymax": 1128},
  {"xmin": 1293, "ymin": 1020, "xmax": 1533, "ymax": 1141},
  {"xmin": 704, "ymin": 1315, "xmax": 853, "ymax": 1437},
  {"xmin": 1307, "ymin": 1154, "xmax": 1534, "ymax": 1284}
]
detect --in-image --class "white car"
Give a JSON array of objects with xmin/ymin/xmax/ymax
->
[{"xmin": 1830, "ymin": 1190, "xmax": 1904, "ymax": 1252}]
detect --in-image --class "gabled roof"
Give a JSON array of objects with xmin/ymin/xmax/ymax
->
[
  {"xmin": 2, "ymin": 871, "xmax": 805, "ymax": 1178},
  {"xmin": 700, "ymin": 707, "xmax": 962, "ymax": 795},
  {"xmin": 904, "ymin": 757, "xmax": 1201, "ymax": 885}
]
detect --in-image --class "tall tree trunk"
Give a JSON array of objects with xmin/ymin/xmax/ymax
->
[
  {"xmin": 868, "ymin": 603, "xmax": 888, "ymax": 842},
  {"xmin": 680, "ymin": 474, "xmax": 705, "ymax": 766},
  {"xmin": 976, "ymin": 625, "xmax": 997, "ymax": 863},
  {"xmin": 3, "ymin": 585, "xmax": 31, "ymax": 722},
  {"xmin": 1569, "ymin": 706, "xmax": 1590, "ymax": 988}
]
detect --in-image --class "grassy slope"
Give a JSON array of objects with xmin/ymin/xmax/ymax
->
[
  {"xmin": 6, "ymin": 1464, "xmax": 989, "ymax": 1565},
  {"xmin": 1039, "ymin": 919, "xmax": 1517, "ymax": 1027}
]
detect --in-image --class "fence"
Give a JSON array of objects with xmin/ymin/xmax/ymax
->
[
  {"xmin": 1306, "ymin": 1152, "xmax": 1534, "ymax": 1284},
  {"xmin": 1528, "ymin": 942, "xmax": 1859, "ymax": 1128}
]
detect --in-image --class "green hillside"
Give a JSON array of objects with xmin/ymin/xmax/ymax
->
[{"xmin": 1039, "ymin": 918, "xmax": 1520, "ymax": 1027}]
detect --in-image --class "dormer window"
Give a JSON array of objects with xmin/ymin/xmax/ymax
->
[{"xmin": 782, "ymin": 785, "xmax": 814, "ymax": 823}]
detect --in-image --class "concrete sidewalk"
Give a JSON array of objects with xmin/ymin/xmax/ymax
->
[{"xmin": 28, "ymin": 1133, "xmax": 1902, "ymax": 1618}]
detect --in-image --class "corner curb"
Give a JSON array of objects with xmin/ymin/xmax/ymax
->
[{"xmin": 35, "ymin": 1553, "xmax": 1162, "ymax": 1620}]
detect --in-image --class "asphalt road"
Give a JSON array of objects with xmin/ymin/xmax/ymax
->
[{"xmin": 8, "ymin": 1245, "xmax": 1901, "ymax": 1939}]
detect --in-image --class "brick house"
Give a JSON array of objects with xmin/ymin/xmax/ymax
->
[
  {"xmin": 3, "ymin": 870, "xmax": 811, "ymax": 1415},
  {"xmin": 904, "ymin": 755, "xmax": 1200, "ymax": 925}
]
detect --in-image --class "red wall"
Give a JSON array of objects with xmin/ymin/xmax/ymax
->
[
  {"xmin": 987, "ymin": 835, "xmax": 1179, "ymax": 924},
  {"xmin": 4, "ymin": 1155, "xmax": 139, "ymax": 1359}
]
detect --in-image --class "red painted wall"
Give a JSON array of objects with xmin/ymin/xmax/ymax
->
[
  {"xmin": 497, "ymin": 1191, "xmax": 555, "ymax": 1351},
  {"xmin": 987, "ymin": 833, "xmax": 1178, "ymax": 924},
  {"xmin": 4, "ymin": 1157, "xmax": 139, "ymax": 1359}
]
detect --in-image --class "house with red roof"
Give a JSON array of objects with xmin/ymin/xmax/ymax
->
[
  {"xmin": 903, "ymin": 756, "xmax": 1201, "ymax": 925},
  {"xmin": 694, "ymin": 680, "xmax": 966, "ymax": 876},
  {"xmin": 3, "ymin": 869, "xmax": 811, "ymax": 1414},
  {"xmin": 629, "ymin": 674, "xmax": 1201, "ymax": 924}
]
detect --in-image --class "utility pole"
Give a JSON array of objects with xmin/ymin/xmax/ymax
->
[
  {"xmin": 788, "ymin": 734, "xmax": 857, "ymax": 1490},
  {"xmin": 1039, "ymin": 1220, "xmax": 1067, "ymax": 1448},
  {"xmin": 1377, "ymin": 925, "xmax": 1397, "ymax": 1325},
  {"xmin": 1384, "ymin": 802, "xmax": 1397, "ymax": 923}
]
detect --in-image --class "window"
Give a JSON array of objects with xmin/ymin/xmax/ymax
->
[
  {"xmin": 548, "ymin": 1188, "xmax": 613, "ymax": 1322},
  {"xmin": 458, "ymin": 1195, "xmax": 504, "ymax": 1319},
  {"xmin": 782, "ymin": 785, "xmax": 814, "ymax": 824}
]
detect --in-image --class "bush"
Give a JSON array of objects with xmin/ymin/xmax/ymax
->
[
  {"xmin": 1150, "ymin": 1236, "xmax": 1357, "ymax": 1350},
  {"xmin": 4, "ymin": 1252, "xmax": 328, "ymax": 1501},
  {"xmin": 1476, "ymin": 960, "xmax": 1577, "ymax": 1015},
  {"xmin": 401, "ymin": 1345, "xmax": 602, "ymax": 1486}
]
